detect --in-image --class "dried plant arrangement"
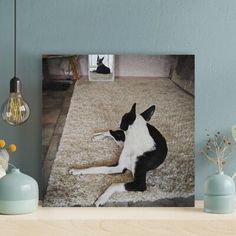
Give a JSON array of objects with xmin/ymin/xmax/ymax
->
[
  {"xmin": 231, "ymin": 125, "xmax": 236, "ymax": 180},
  {"xmin": 200, "ymin": 130, "xmax": 234, "ymax": 173}
]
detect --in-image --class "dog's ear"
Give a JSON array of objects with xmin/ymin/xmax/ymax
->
[
  {"xmin": 101, "ymin": 57, "xmax": 104, "ymax": 61},
  {"xmin": 97, "ymin": 55, "xmax": 99, "ymax": 61},
  {"xmin": 140, "ymin": 105, "xmax": 155, "ymax": 121},
  {"xmin": 130, "ymin": 103, "xmax": 136, "ymax": 114},
  {"xmin": 120, "ymin": 103, "xmax": 136, "ymax": 131}
]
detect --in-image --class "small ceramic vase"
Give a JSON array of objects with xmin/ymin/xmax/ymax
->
[
  {"xmin": 0, "ymin": 168, "xmax": 38, "ymax": 214},
  {"xmin": 204, "ymin": 171, "xmax": 235, "ymax": 214}
]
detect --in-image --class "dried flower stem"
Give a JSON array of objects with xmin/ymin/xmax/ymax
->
[
  {"xmin": 201, "ymin": 131, "xmax": 233, "ymax": 172},
  {"xmin": 201, "ymin": 150, "xmax": 218, "ymax": 165},
  {"xmin": 8, "ymin": 163, "xmax": 16, "ymax": 169}
]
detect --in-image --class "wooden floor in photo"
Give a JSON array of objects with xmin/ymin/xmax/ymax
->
[{"xmin": 42, "ymin": 81, "xmax": 75, "ymax": 196}]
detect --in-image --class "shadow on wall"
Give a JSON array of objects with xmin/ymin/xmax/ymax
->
[{"xmin": 170, "ymin": 55, "xmax": 194, "ymax": 96}]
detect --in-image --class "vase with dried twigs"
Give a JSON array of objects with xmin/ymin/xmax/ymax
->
[{"xmin": 201, "ymin": 129, "xmax": 235, "ymax": 214}]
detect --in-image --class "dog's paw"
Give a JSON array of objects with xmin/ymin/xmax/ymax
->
[
  {"xmin": 91, "ymin": 132, "xmax": 105, "ymax": 142},
  {"xmin": 69, "ymin": 168, "xmax": 82, "ymax": 176},
  {"xmin": 95, "ymin": 197, "xmax": 106, "ymax": 207},
  {"xmin": 91, "ymin": 136, "xmax": 101, "ymax": 142},
  {"xmin": 94, "ymin": 194, "xmax": 109, "ymax": 207},
  {"xmin": 68, "ymin": 168, "xmax": 76, "ymax": 175}
]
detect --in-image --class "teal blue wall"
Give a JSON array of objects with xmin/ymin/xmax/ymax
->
[{"xmin": 1, "ymin": 0, "xmax": 236, "ymax": 199}]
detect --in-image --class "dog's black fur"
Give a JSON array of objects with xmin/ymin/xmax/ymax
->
[
  {"xmin": 109, "ymin": 104, "xmax": 168, "ymax": 192},
  {"xmin": 94, "ymin": 56, "xmax": 111, "ymax": 74}
]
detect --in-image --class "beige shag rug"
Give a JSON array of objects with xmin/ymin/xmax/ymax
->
[
  {"xmin": 44, "ymin": 78, "xmax": 194, "ymax": 207},
  {"xmin": 89, "ymin": 72, "xmax": 114, "ymax": 81}
]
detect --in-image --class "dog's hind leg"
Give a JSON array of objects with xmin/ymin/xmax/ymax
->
[
  {"xmin": 94, "ymin": 157, "xmax": 148, "ymax": 206},
  {"xmin": 124, "ymin": 157, "xmax": 149, "ymax": 192},
  {"xmin": 95, "ymin": 183, "xmax": 126, "ymax": 207},
  {"xmin": 92, "ymin": 130, "xmax": 125, "ymax": 147},
  {"xmin": 95, "ymin": 173, "xmax": 147, "ymax": 207},
  {"xmin": 69, "ymin": 164, "xmax": 125, "ymax": 176}
]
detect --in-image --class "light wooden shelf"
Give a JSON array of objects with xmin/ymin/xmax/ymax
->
[{"xmin": 1, "ymin": 201, "xmax": 236, "ymax": 236}]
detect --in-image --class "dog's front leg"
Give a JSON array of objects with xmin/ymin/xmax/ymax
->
[
  {"xmin": 69, "ymin": 164, "xmax": 124, "ymax": 176},
  {"xmin": 91, "ymin": 131, "xmax": 110, "ymax": 141},
  {"xmin": 92, "ymin": 130, "xmax": 125, "ymax": 147},
  {"xmin": 95, "ymin": 183, "xmax": 126, "ymax": 207}
]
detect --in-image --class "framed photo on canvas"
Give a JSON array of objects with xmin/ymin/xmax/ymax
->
[
  {"xmin": 42, "ymin": 54, "xmax": 194, "ymax": 207},
  {"xmin": 88, "ymin": 54, "xmax": 115, "ymax": 81}
]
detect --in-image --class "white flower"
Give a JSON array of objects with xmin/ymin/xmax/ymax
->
[
  {"xmin": 0, "ymin": 166, "xmax": 6, "ymax": 178},
  {"xmin": 0, "ymin": 149, "xmax": 9, "ymax": 172}
]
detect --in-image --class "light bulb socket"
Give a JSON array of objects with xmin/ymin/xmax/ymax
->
[{"xmin": 10, "ymin": 77, "xmax": 21, "ymax": 93}]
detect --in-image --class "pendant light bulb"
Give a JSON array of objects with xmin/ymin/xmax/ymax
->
[{"xmin": 2, "ymin": 77, "xmax": 30, "ymax": 125}]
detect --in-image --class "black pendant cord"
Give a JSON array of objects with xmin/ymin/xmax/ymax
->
[
  {"xmin": 13, "ymin": 0, "xmax": 16, "ymax": 78},
  {"xmin": 10, "ymin": 0, "xmax": 20, "ymax": 93}
]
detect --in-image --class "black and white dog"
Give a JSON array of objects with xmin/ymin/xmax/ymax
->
[
  {"xmin": 93, "ymin": 56, "xmax": 111, "ymax": 74},
  {"xmin": 69, "ymin": 103, "xmax": 168, "ymax": 206}
]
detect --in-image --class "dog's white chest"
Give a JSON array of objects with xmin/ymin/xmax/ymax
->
[{"xmin": 119, "ymin": 116, "xmax": 155, "ymax": 173}]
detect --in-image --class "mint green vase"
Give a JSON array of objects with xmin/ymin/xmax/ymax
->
[
  {"xmin": 0, "ymin": 168, "xmax": 38, "ymax": 215},
  {"xmin": 204, "ymin": 171, "xmax": 235, "ymax": 214}
]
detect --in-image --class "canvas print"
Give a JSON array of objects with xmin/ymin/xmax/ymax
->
[{"xmin": 42, "ymin": 55, "xmax": 194, "ymax": 207}]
